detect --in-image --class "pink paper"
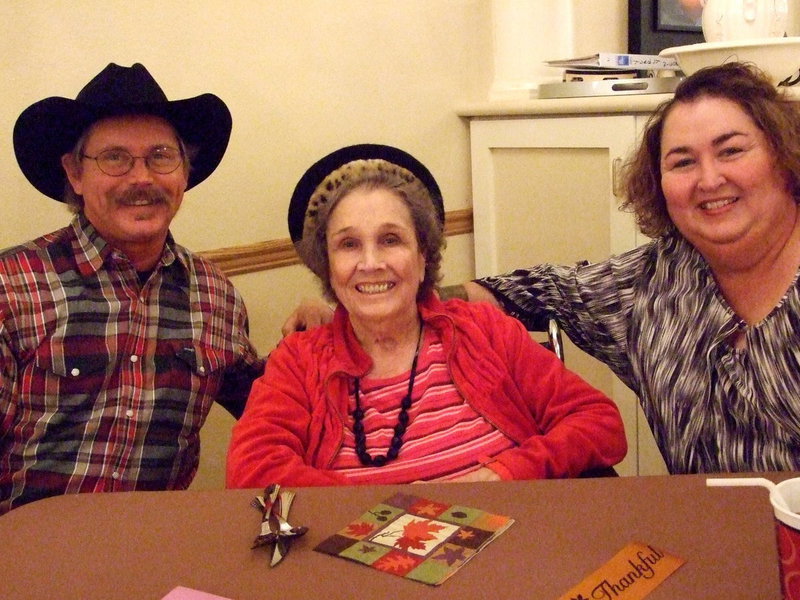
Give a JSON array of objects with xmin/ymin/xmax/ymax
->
[{"xmin": 161, "ymin": 586, "xmax": 233, "ymax": 600}]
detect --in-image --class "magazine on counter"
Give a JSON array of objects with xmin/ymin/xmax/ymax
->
[{"xmin": 545, "ymin": 52, "xmax": 680, "ymax": 71}]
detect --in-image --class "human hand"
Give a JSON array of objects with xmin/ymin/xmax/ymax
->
[
  {"xmin": 280, "ymin": 298, "xmax": 334, "ymax": 337},
  {"xmin": 445, "ymin": 467, "xmax": 501, "ymax": 483},
  {"xmin": 462, "ymin": 282, "xmax": 502, "ymax": 310}
]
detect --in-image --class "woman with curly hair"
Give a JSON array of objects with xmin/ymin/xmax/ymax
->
[{"xmin": 465, "ymin": 62, "xmax": 800, "ymax": 474}]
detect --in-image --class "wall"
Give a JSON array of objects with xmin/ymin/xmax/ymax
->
[{"xmin": 0, "ymin": 0, "xmax": 628, "ymax": 489}]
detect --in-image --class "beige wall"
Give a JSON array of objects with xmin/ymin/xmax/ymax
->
[
  {"xmin": 1, "ymin": 1, "xmax": 628, "ymax": 488},
  {"xmin": 1, "ymin": 0, "xmax": 630, "ymax": 349}
]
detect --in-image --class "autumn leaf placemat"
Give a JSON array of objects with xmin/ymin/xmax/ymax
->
[{"xmin": 313, "ymin": 492, "xmax": 514, "ymax": 585}]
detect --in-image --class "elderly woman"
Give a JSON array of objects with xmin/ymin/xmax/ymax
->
[
  {"xmin": 227, "ymin": 144, "xmax": 626, "ymax": 487},
  {"xmin": 458, "ymin": 62, "xmax": 800, "ymax": 474}
]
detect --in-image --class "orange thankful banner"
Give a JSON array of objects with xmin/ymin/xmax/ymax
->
[{"xmin": 557, "ymin": 541, "xmax": 685, "ymax": 600}]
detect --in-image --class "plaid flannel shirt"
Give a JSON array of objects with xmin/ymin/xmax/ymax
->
[{"xmin": 0, "ymin": 214, "xmax": 264, "ymax": 513}]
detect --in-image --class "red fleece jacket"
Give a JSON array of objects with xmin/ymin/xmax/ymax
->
[{"xmin": 226, "ymin": 295, "xmax": 627, "ymax": 488}]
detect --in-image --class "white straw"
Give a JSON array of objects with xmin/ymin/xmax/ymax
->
[
  {"xmin": 706, "ymin": 477, "xmax": 791, "ymax": 511},
  {"xmin": 706, "ymin": 477, "xmax": 776, "ymax": 489}
]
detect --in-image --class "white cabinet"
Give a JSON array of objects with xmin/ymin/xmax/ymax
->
[{"xmin": 466, "ymin": 110, "xmax": 668, "ymax": 476}]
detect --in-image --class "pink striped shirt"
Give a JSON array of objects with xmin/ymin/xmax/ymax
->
[{"xmin": 331, "ymin": 328, "xmax": 515, "ymax": 484}]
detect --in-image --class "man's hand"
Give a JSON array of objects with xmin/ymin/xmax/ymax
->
[
  {"xmin": 438, "ymin": 282, "xmax": 502, "ymax": 310},
  {"xmin": 462, "ymin": 282, "xmax": 502, "ymax": 309},
  {"xmin": 281, "ymin": 298, "xmax": 334, "ymax": 337}
]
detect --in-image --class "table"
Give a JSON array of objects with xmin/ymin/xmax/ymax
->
[{"xmin": 0, "ymin": 474, "xmax": 787, "ymax": 599}]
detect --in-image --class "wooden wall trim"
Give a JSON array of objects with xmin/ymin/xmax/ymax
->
[{"xmin": 199, "ymin": 208, "xmax": 473, "ymax": 277}]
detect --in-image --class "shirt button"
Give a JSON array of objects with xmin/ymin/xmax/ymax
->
[
  {"xmin": 70, "ymin": 368, "xmax": 81, "ymax": 377},
  {"xmin": 130, "ymin": 355, "xmax": 139, "ymax": 363},
  {"xmin": 125, "ymin": 409, "xmax": 134, "ymax": 418},
  {"xmin": 198, "ymin": 366, "xmax": 206, "ymax": 374},
  {"xmin": 111, "ymin": 472, "xmax": 120, "ymax": 480}
]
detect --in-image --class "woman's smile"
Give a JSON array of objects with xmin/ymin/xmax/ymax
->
[
  {"xmin": 327, "ymin": 187, "xmax": 426, "ymax": 333},
  {"xmin": 698, "ymin": 196, "xmax": 739, "ymax": 211},
  {"xmin": 355, "ymin": 281, "xmax": 395, "ymax": 294},
  {"xmin": 660, "ymin": 96, "xmax": 795, "ymax": 258}
]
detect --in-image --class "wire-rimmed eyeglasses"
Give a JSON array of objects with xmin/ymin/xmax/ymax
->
[{"xmin": 81, "ymin": 146, "xmax": 184, "ymax": 177}]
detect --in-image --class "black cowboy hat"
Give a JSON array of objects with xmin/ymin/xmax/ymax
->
[
  {"xmin": 287, "ymin": 143, "xmax": 444, "ymax": 245},
  {"xmin": 13, "ymin": 62, "xmax": 232, "ymax": 201}
]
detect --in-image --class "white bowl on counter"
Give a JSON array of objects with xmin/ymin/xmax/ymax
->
[{"xmin": 659, "ymin": 37, "xmax": 800, "ymax": 85}]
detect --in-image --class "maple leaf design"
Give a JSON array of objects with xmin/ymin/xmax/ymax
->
[
  {"xmin": 457, "ymin": 529, "xmax": 475, "ymax": 541},
  {"xmin": 376, "ymin": 553, "xmax": 419, "ymax": 574},
  {"xmin": 395, "ymin": 535, "xmax": 428, "ymax": 552},
  {"xmin": 395, "ymin": 519, "xmax": 447, "ymax": 552},
  {"xmin": 414, "ymin": 501, "xmax": 444, "ymax": 517},
  {"xmin": 345, "ymin": 521, "xmax": 375, "ymax": 538},
  {"xmin": 434, "ymin": 545, "xmax": 468, "ymax": 566},
  {"xmin": 359, "ymin": 544, "xmax": 377, "ymax": 554},
  {"xmin": 406, "ymin": 518, "xmax": 446, "ymax": 537}
]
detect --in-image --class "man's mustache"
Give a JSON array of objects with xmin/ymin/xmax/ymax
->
[{"xmin": 114, "ymin": 187, "xmax": 169, "ymax": 206}]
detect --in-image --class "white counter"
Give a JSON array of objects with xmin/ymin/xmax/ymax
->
[
  {"xmin": 457, "ymin": 85, "xmax": 800, "ymax": 118},
  {"xmin": 456, "ymin": 93, "xmax": 673, "ymax": 118}
]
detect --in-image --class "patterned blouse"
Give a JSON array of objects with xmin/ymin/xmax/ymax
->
[
  {"xmin": 0, "ymin": 214, "xmax": 264, "ymax": 513},
  {"xmin": 477, "ymin": 234, "xmax": 800, "ymax": 474},
  {"xmin": 330, "ymin": 328, "xmax": 515, "ymax": 483}
]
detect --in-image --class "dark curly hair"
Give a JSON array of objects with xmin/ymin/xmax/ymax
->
[
  {"xmin": 298, "ymin": 163, "xmax": 445, "ymax": 303},
  {"xmin": 621, "ymin": 62, "xmax": 800, "ymax": 238}
]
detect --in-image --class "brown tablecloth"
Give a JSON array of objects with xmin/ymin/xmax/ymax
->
[{"xmin": 0, "ymin": 474, "xmax": 787, "ymax": 599}]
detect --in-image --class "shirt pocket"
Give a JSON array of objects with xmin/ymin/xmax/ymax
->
[
  {"xmin": 33, "ymin": 335, "xmax": 110, "ymax": 378},
  {"xmin": 159, "ymin": 338, "xmax": 236, "ymax": 403},
  {"xmin": 171, "ymin": 341, "xmax": 234, "ymax": 378},
  {"xmin": 29, "ymin": 335, "xmax": 113, "ymax": 410}
]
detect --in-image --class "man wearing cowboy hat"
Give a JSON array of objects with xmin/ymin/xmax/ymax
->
[{"xmin": 0, "ymin": 63, "xmax": 264, "ymax": 514}]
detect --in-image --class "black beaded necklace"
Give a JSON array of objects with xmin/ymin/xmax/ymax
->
[{"xmin": 351, "ymin": 325, "xmax": 424, "ymax": 467}]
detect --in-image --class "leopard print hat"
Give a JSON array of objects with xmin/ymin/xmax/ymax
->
[{"xmin": 287, "ymin": 144, "xmax": 444, "ymax": 256}]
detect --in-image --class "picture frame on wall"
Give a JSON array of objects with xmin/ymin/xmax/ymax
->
[
  {"xmin": 629, "ymin": 0, "xmax": 704, "ymax": 54},
  {"xmin": 657, "ymin": 0, "xmax": 703, "ymax": 32}
]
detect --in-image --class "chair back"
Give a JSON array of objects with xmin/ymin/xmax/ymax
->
[{"xmin": 539, "ymin": 318, "xmax": 565, "ymax": 362}]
